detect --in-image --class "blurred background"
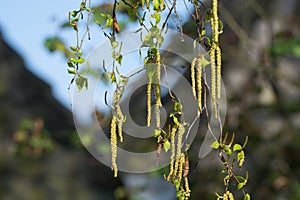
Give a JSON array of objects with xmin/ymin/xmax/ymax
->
[{"xmin": 0, "ymin": 0, "xmax": 299, "ymax": 199}]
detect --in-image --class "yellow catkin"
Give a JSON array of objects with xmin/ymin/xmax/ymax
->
[
  {"xmin": 116, "ymin": 104, "xmax": 124, "ymax": 143},
  {"xmin": 223, "ymin": 191, "xmax": 234, "ymax": 200},
  {"xmin": 147, "ymin": 81, "xmax": 151, "ymax": 127},
  {"xmin": 216, "ymin": 46, "xmax": 222, "ymax": 99},
  {"xmin": 110, "ymin": 115, "xmax": 118, "ymax": 177},
  {"xmin": 167, "ymin": 126, "xmax": 177, "ymax": 182},
  {"xmin": 155, "ymin": 102, "xmax": 160, "ymax": 128},
  {"xmin": 184, "ymin": 177, "xmax": 191, "ymax": 199},
  {"xmin": 177, "ymin": 153, "xmax": 185, "ymax": 183},
  {"xmin": 155, "ymin": 51, "xmax": 161, "ymax": 128},
  {"xmin": 212, "ymin": 0, "xmax": 219, "ymax": 43},
  {"xmin": 210, "ymin": 44, "xmax": 218, "ymax": 119},
  {"xmin": 190, "ymin": 58, "xmax": 197, "ymax": 97},
  {"xmin": 196, "ymin": 57, "xmax": 202, "ymax": 112},
  {"xmin": 173, "ymin": 124, "xmax": 185, "ymax": 179}
]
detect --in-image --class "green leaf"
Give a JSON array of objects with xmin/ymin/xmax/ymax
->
[
  {"xmin": 238, "ymin": 182, "xmax": 245, "ymax": 190},
  {"xmin": 235, "ymin": 176, "xmax": 246, "ymax": 182},
  {"xmin": 210, "ymin": 141, "xmax": 219, "ymax": 149},
  {"xmin": 110, "ymin": 72, "xmax": 116, "ymax": 83},
  {"xmin": 174, "ymin": 180, "xmax": 180, "ymax": 191},
  {"xmin": 233, "ymin": 144, "xmax": 243, "ymax": 151},
  {"xmin": 163, "ymin": 140, "xmax": 171, "ymax": 152},
  {"xmin": 106, "ymin": 17, "xmax": 114, "ymax": 28},
  {"xmin": 157, "ymin": 36, "xmax": 164, "ymax": 47},
  {"xmin": 224, "ymin": 145, "xmax": 232, "ymax": 155},
  {"xmin": 70, "ymin": 46, "xmax": 78, "ymax": 51},
  {"xmin": 174, "ymin": 101, "xmax": 182, "ymax": 112},
  {"xmin": 172, "ymin": 116, "xmax": 179, "ymax": 125},
  {"xmin": 70, "ymin": 11, "xmax": 78, "ymax": 18},
  {"xmin": 93, "ymin": 10, "xmax": 106, "ymax": 25},
  {"xmin": 116, "ymin": 54, "xmax": 123, "ymax": 65},
  {"xmin": 75, "ymin": 76, "xmax": 88, "ymax": 91},
  {"xmin": 67, "ymin": 68, "xmax": 76, "ymax": 74},
  {"xmin": 237, "ymin": 151, "xmax": 245, "ymax": 161},
  {"xmin": 111, "ymin": 41, "xmax": 119, "ymax": 48},
  {"xmin": 155, "ymin": 12, "xmax": 161, "ymax": 24},
  {"xmin": 200, "ymin": 57, "xmax": 210, "ymax": 67},
  {"xmin": 153, "ymin": 0, "xmax": 160, "ymax": 10},
  {"xmin": 244, "ymin": 193, "xmax": 251, "ymax": 200},
  {"xmin": 149, "ymin": 26, "xmax": 159, "ymax": 36},
  {"xmin": 153, "ymin": 129, "xmax": 161, "ymax": 138}
]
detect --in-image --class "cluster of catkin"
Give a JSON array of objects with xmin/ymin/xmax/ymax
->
[
  {"xmin": 190, "ymin": 57, "xmax": 203, "ymax": 112},
  {"xmin": 167, "ymin": 124, "xmax": 191, "ymax": 199},
  {"xmin": 210, "ymin": 0, "xmax": 222, "ymax": 118},
  {"xmin": 223, "ymin": 191, "xmax": 234, "ymax": 200},
  {"xmin": 147, "ymin": 50, "xmax": 161, "ymax": 128},
  {"xmin": 110, "ymin": 103, "xmax": 125, "ymax": 178}
]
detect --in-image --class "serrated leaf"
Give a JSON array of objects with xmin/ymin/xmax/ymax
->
[
  {"xmin": 233, "ymin": 144, "xmax": 243, "ymax": 151},
  {"xmin": 163, "ymin": 140, "xmax": 171, "ymax": 152},
  {"xmin": 210, "ymin": 141, "xmax": 219, "ymax": 149},
  {"xmin": 75, "ymin": 76, "xmax": 88, "ymax": 91}
]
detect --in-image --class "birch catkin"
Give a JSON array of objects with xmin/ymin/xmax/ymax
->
[{"xmin": 110, "ymin": 115, "xmax": 118, "ymax": 177}]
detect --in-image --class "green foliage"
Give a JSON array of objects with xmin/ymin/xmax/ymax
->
[
  {"xmin": 271, "ymin": 37, "xmax": 300, "ymax": 58},
  {"xmin": 60, "ymin": 1, "xmax": 251, "ymax": 199},
  {"xmin": 44, "ymin": 37, "xmax": 72, "ymax": 57},
  {"xmin": 13, "ymin": 119, "xmax": 55, "ymax": 158},
  {"xmin": 212, "ymin": 134, "xmax": 250, "ymax": 199}
]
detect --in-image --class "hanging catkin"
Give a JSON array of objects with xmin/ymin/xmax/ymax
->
[
  {"xmin": 155, "ymin": 51, "xmax": 162, "ymax": 128},
  {"xmin": 110, "ymin": 115, "xmax": 118, "ymax": 177},
  {"xmin": 196, "ymin": 57, "xmax": 202, "ymax": 111},
  {"xmin": 147, "ymin": 80, "xmax": 152, "ymax": 126}
]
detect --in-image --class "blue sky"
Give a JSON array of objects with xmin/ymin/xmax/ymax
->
[
  {"xmin": 0, "ymin": 0, "xmax": 193, "ymax": 111},
  {"xmin": 0, "ymin": 0, "xmax": 83, "ymax": 109}
]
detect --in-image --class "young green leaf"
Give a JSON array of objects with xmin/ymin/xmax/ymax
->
[
  {"xmin": 75, "ymin": 76, "xmax": 88, "ymax": 91},
  {"xmin": 163, "ymin": 140, "xmax": 171, "ymax": 152},
  {"xmin": 211, "ymin": 141, "xmax": 220, "ymax": 149},
  {"xmin": 238, "ymin": 182, "xmax": 245, "ymax": 190},
  {"xmin": 244, "ymin": 193, "xmax": 251, "ymax": 200},
  {"xmin": 233, "ymin": 144, "xmax": 243, "ymax": 151},
  {"xmin": 153, "ymin": 129, "xmax": 161, "ymax": 138}
]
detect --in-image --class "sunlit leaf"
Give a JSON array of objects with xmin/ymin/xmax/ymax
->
[
  {"xmin": 163, "ymin": 140, "xmax": 171, "ymax": 152},
  {"xmin": 75, "ymin": 76, "xmax": 88, "ymax": 91}
]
